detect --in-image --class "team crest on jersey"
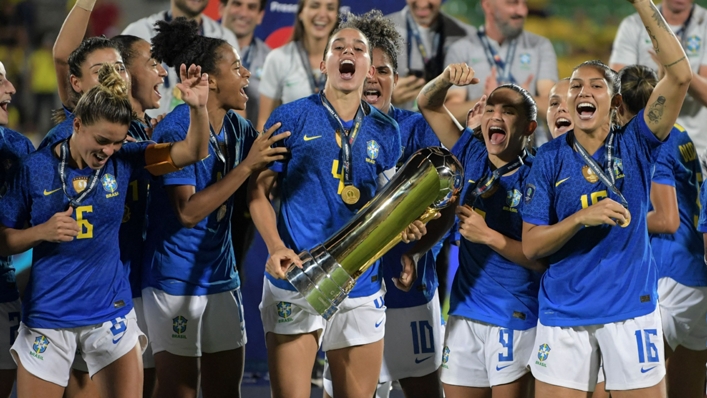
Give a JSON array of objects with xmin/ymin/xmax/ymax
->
[
  {"xmin": 31, "ymin": 335, "xmax": 49, "ymax": 359},
  {"xmin": 366, "ymin": 140, "xmax": 380, "ymax": 163},
  {"xmin": 524, "ymin": 184, "xmax": 535, "ymax": 204},
  {"xmin": 73, "ymin": 176, "xmax": 89, "ymax": 193},
  {"xmin": 441, "ymin": 346, "xmax": 450, "ymax": 368},
  {"xmin": 172, "ymin": 316, "xmax": 188, "ymax": 338},
  {"xmin": 519, "ymin": 53, "xmax": 531, "ymax": 66},
  {"xmin": 506, "ymin": 189, "xmax": 522, "ymax": 208},
  {"xmin": 612, "ymin": 158, "xmax": 624, "ymax": 179},
  {"xmin": 102, "ymin": 174, "xmax": 117, "ymax": 193},
  {"xmin": 276, "ymin": 301, "xmax": 293, "ymax": 323},
  {"xmin": 535, "ymin": 343, "xmax": 550, "ymax": 367},
  {"xmin": 686, "ymin": 35, "xmax": 701, "ymax": 55}
]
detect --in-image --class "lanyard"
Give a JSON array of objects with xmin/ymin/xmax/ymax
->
[
  {"xmin": 296, "ymin": 41, "xmax": 326, "ymax": 94},
  {"xmin": 405, "ymin": 10, "xmax": 440, "ymax": 68},
  {"xmin": 130, "ymin": 117, "xmax": 150, "ymax": 142},
  {"xmin": 209, "ymin": 118, "xmax": 233, "ymax": 175},
  {"xmin": 242, "ymin": 39, "xmax": 256, "ymax": 71},
  {"xmin": 58, "ymin": 139, "xmax": 102, "ymax": 208},
  {"xmin": 465, "ymin": 149, "xmax": 528, "ymax": 207},
  {"xmin": 477, "ymin": 26, "xmax": 518, "ymax": 85},
  {"xmin": 320, "ymin": 92, "xmax": 364, "ymax": 187},
  {"xmin": 661, "ymin": 4, "xmax": 695, "ymax": 44},
  {"xmin": 570, "ymin": 131, "xmax": 629, "ymax": 209}
]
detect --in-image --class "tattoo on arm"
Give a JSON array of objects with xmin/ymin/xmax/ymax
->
[
  {"xmin": 650, "ymin": 2, "xmax": 671, "ymax": 34},
  {"xmin": 664, "ymin": 56, "xmax": 686, "ymax": 68},
  {"xmin": 647, "ymin": 95, "xmax": 666, "ymax": 124},
  {"xmin": 646, "ymin": 27, "xmax": 659, "ymax": 53},
  {"xmin": 422, "ymin": 79, "xmax": 447, "ymax": 108}
]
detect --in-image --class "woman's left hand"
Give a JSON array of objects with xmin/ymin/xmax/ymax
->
[
  {"xmin": 456, "ymin": 205, "xmax": 495, "ymax": 245},
  {"xmin": 176, "ymin": 64, "xmax": 209, "ymax": 109}
]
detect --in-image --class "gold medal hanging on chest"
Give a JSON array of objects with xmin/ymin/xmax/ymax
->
[
  {"xmin": 618, "ymin": 209, "xmax": 631, "ymax": 228},
  {"xmin": 341, "ymin": 185, "xmax": 361, "ymax": 205},
  {"xmin": 216, "ymin": 204, "xmax": 227, "ymax": 222},
  {"xmin": 581, "ymin": 165, "xmax": 599, "ymax": 184},
  {"xmin": 480, "ymin": 183, "xmax": 499, "ymax": 199}
]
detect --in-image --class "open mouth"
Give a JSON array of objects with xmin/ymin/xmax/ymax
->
[
  {"xmin": 240, "ymin": 84, "xmax": 249, "ymax": 99},
  {"xmin": 576, "ymin": 102, "xmax": 596, "ymax": 120},
  {"xmin": 94, "ymin": 152, "xmax": 108, "ymax": 164},
  {"xmin": 554, "ymin": 117, "xmax": 572, "ymax": 133},
  {"xmin": 339, "ymin": 59, "xmax": 355, "ymax": 80},
  {"xmin": 313, "ymin": 20, "xmax": 329, "ymax": 30},
  {"xmin": 0, "ymin": 100, "xmax": 9, "ymax": 113},
  {"xmin": 153, "ymin": 83, "xmax": 162, "ymax": 99},
  {"xmin": 488, "ymin": 125, "xmax": 507, "ymax": 145},
  {"xmin": 363, "ymin": 86, "xmax": 381, "ymax": 104}
]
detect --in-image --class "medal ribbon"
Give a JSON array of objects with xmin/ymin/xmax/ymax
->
[
  {"xmin": 465, "ymin": 149, "xmax": 528, "ymax": 207},
  {"xmin": 296, "ymin": 41, "xmax": 326, "ymax": 94},
  {"xmin": 320, "ymin": 92, "xmax": 364, "ymax": 189},
  {"xmin": 209, "ymin": 117, "xmax": 233, "ymax": 176},
  {"xmin": 477, "ymin": 27, "xmax": 518, "ymax": 85},
  {"xmin": 405, "ymin": 10, "xmax": 441, "ymax": 67},
  {"xmin": 570, "ymin": 131, "xmax": 629, "ymax": 210},
  {"xmin": 58, "ymin": 139, "xmax": 103, "ymax": 208}
]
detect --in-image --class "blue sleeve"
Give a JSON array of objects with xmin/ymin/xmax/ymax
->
[
  {"xmin": 698, "ymin": 180, "xmax": 707, "ymax": 233},
  {"xmin": 377, "ymin": 116, "xmax": 401, "ymax": 173},
  {"xmin": 229, "ymin": 111, "xmax": 258, "ymax": 167},
  {"xmin": 116, "ymin": 142, "xmax": 150, "ymax": 180},
  {"xmin": 450, "ymin": 127, "xmax": 485, "ymax": 166},
  {"xmin": 628, "ymin": 109, "xmax": 664, "ymax": 164},
  {"xmin": 152, "ymin": 110, "xmax": 195, "ymax": 187},
  {"xmin": 265, "ymin": 105, "xmax": 295, "ymax": 174},
  {"xmin": 651, "ymin": 143, "xmax": 675, "ymax": 187},
  {"xmin": 520, "ymin": 146, "xmax": 554, "ymax": 226},
  {"xmin": 0, "ymin": 160, "xmax": 30, "ymax": 229}
]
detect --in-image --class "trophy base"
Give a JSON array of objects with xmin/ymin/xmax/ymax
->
[{"xmin": 285, "ymin": 245, "xmax": 356, "ymax": 320}]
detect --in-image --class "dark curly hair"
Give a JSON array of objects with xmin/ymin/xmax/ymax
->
[
  {"xmin": 151, "ymin": 17, "xmax": 227, "ymax": 80},
  {"xmin": 338, "ymin": 10, "xmax": 402, "ymax": 73},
  {"xmin": 111, "ymin": 35, "xmax": 145, "ymax": 68}
]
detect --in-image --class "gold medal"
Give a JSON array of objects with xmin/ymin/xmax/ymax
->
[
  {"xmin": 217, "ymin": 204, "xmax": 227, "ymax": 222},
  {"xmin": 618, "ymin": 209, "xmax": 631, "ymax": 228},
  {"xmin": 582, "ymin": 165, "xmax": 599, "ymax": 184},
  {"xmin": 480, "ymin": 184, "xmax": 499, "ymax": 199},
  {"xmin": 341, "ymin": 185, "xmax": 361, "ymax": 205}
]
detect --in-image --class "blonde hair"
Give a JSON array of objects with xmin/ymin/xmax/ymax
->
[{"xmin": 73, "ymin": 63, "xmax": 133, "ymax": 126}]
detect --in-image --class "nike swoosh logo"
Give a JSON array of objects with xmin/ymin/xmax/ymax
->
[
  {"xmin": 112, "ymin": 336, "xmax": 123, "ymax": 344},
  {"xmin": 555, "ymin": 177, "xmax": 570, "ymax": 187},
  {"xmin": 304, "ymin": 135, "xmax": 322, "ymax": 141},
  {"xmin": 496, "ymin": 364, "xmax": 512, "ymax": 371},
  {"xmin": 43, "ymin": 188, "xmax": 61, "ymax": 196},
  {"xmin": 415, "ymin": 356, "xmax": 432, "ymax": 364},
  {"xmin": 374, "ymin": 319, "xmax": 384, "ymax": 328},
  {"xmin": 640, "ymin": 366, "xmax": 657, "ymax": 373}
]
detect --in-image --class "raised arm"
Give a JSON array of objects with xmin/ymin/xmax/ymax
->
[
  {"xmin": 632, "ymin": 0, "xmax": 691, "ymax": 140},
  {"xmin": 417, "ymin": 63, "xmax": 478, "ymax": 149},
  {"xmin": 54, "ymin": 0, "xmax": 95, "ymax": 107}
]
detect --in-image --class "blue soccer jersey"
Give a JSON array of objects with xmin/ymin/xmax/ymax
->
[
  {"xmin": 120, "ymin": 120, "xmax": 152, "ymax": 298},
  {"xmin": 521, "ymin": 110, "xmax": 662, "ymax": 327},
  {"xmin": 265, "ymin": 94, "xmax": 401, "ymax": 298},
  {"xmin": 0, "ymin": 141, "xmax": 148, "ymax": 328},
  {"xmin": 650, "ymin": 125, "xmax": 706, "ymax": 286},
  {"xmin": 382, "ymin": 106, "xmax": 443, "ymax": 308},
  {"xmin": 38, "ymin": 116, "xmax": 75, "ymax": 150},
  {"xmin": 449, "ymin": 129, "xmax": 540, "ymax": 331},
  {"xmin": 0, "ymin": 127, "xmax": 34, "ymax": 303},
  {"xmin": 143, "ymin": 106, "xmax": 256, "ymax": 296}
]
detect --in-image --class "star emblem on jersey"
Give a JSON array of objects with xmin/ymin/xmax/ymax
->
[
  {"xmin": 102, "ymin": 174, "xmax": 117, "ymax": 193},
  {"xmin": 73, "ymin": 176, "xmax": 89, "ymax": 193},
  {"xmin": 366, "ymin": 140, "xmax": 380, "ymax": 160},
  {"xmin": 172, "ymin": 316, "xmax": 188, "ymax": 337},
  {"xmin": 520, "ymin": 53, "xmax": 531, "ymax": 65},
  {"xmin": 686, "ymin": 35, "xmax": 701, "ymax": 54},
  {"xmin": 32, "ymin": 335, "xmax": 49, "ymax": 356},
  {"xmin": 537, "ymin": 343, "xmax": 551, "ymax": 362},
  {"xmin": 506, "ymin": 189, "xmax": 521, "ymax": 208}
]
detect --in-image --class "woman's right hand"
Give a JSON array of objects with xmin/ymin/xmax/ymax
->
[
  {"xmin": 243, "ymin": 122, "xmax": 290, "ymax": 172},
  {"xmin": 40, "ymin": 207, "xmax": 79, "ymax": 243},
  {"xmin": 266, "ymin": 246, "xmax": 302, "ymax": 279},
  {"xmin": 466, "ymin": 95, "xmax": 487, "ymax": 131},
  {"xmin": 575, "ymin": 198, "xmax": 629, "ymax": 227},
  {"xmin": 442, "ymin": 63, "xmax": 479, "ymax": 87},
  {"xmin": 176, "ymin": 64, "xmax": 209, "ymax": 110}
]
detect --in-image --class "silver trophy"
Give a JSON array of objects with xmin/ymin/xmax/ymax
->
[{"xmin": 286, "ymin": 147, "xmax": 463, "ymax": 320}]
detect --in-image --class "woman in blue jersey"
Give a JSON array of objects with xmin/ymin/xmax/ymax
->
[
  {"xmin": 418, "ymin": 63, "xmax": 546, "ymax": 398},
  {"xmin": 249, "ymin": 24, "xmax": 419, "ymax": 398},
  {"xmin": 611, "ymin": 65, "xmax": 706, "ymax": 398},
  {"xmin": 0, "ymin": 61, "xmax": 34, "ymax": 398},
  {"xmin": 520, "ymin": 0, "xmax": 692, "ymax": 395},
  {"xmin": 143, "ymin": 17, "xmax": 288, "ymax": 398},
  {"xmin": 0, "ymin": 62, "xmax": 211, "ymax": 397}
]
